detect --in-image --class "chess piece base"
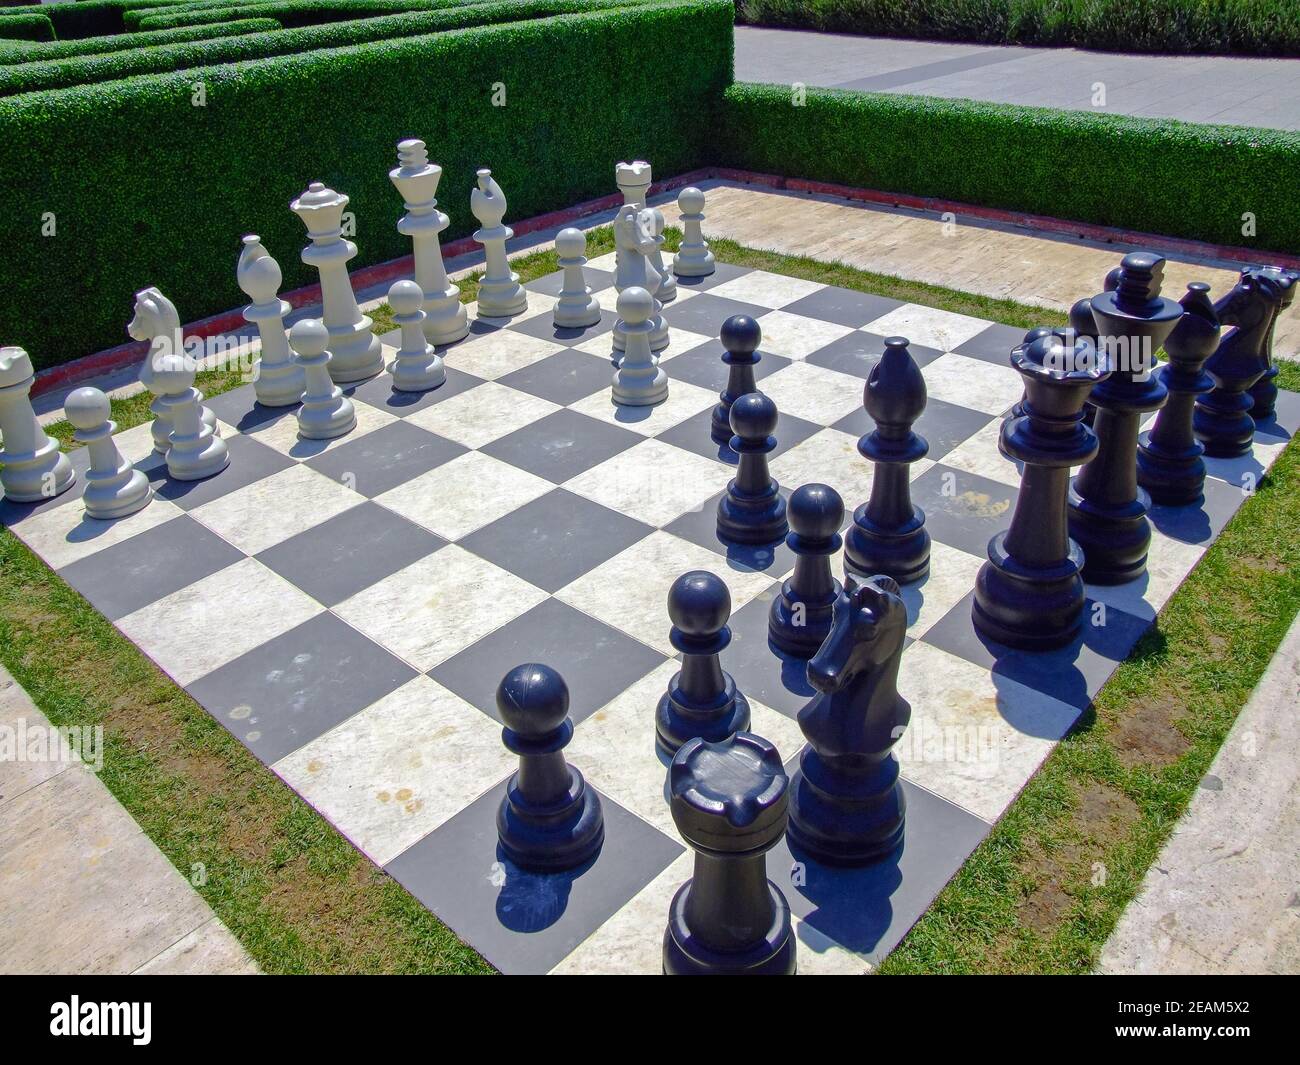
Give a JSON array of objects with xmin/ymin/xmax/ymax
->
[
  {"xmin": 787, "ymin": 754, "xmax": 906, "ymax": 867},
  {"xmin": 325, "ymin": 329, "xmax": 384, "ymax": 385},
  {"xmin": 1249, "ymin": 365, "xmax": 1279, "ymax": 421},
  {"xmin": 663, "ymin": 882, "xmax": 796, "ymax": 976},
  {"xmin": 1067, "ymin": 482, "xmax": 1151, "ymax": 585},
  {"xmin": 972, "ymin": 533, "xmax": 1086, "ymax": 650},
  {"xmin": 554, "ymin": 296, "xmax": 601, "ymax": 329},
  {"xmin": 1136, "ymin": 429, "xmax": 1206, "ymax": 506},
  {"xmin": 253, "ymin": 361, "xmax": 306, "ymax": 408},
  {"xmin": 298, "ymin": 396, "xmax": 356, "ymax": 440},
  {"xmin": 151, "ymin": 401, "xmax": 217, "ymax": 454},
  {"xmin": 390, "ymin": 352, "xmax": 446, "ymax": 394},
  {"xmin": 1193, "ymin": 396, "xmax": 1256, "ymax": 458},
  {"xmin": 717, "ymin": 483, "xmax": 787, "ymax": 546},
  {"xmin": 423, "ymin": 290, "xmax": 471, "ymax": 346},
  {"xmin": 768, "ymin": 584, "xmax": 838, "ymax": 658},
  {"xmin": 476, "ymin": 279, "xmax": 529, "ymax": 320},
  {"xmin": 611, "ymin": 365, "xmax": 668, "ymax": 407},
  {"xmin": 655, "ymin": 686, "xmax": 750, "ymax": 758},
  {"xmin": 0, "ymin": 435, "xmax": 75, "ymax": 503},
  {"xmin": 84, "ymin": 465, "xmax": 152, "ymax": 521},
  {"xmin": 844, "ymin": 505, "xmax": 931, "ymax": 585},
  {"xmin": 674, "ymin": 251, "xmax": 715, "ymax": 278},
  {"xmin": 496, "ymin": 768, "xmax": 604, "ymax": 872},
  {"xmin": 167, "ymin": 435, "xmax": 229, "ymax": 482}
]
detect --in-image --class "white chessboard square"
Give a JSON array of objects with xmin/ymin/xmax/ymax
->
[
  {"xmin": 770, "ymin": 427, "xmax": 936, "ymax": 514},
  {"xmin": 273, "ymin": 674, "xmax": 514, "ymax": 866},
  {"xmin": 246, "ymin": 399, "xmax": 396, "ymax": 462},
  {"xmin": 707, "ymin": 270, "xmax": 826, "ymax": 309},
  {"xmin": 556, "ymin": 529, "xmax": 774, "ymax": 655},
  {"xmin": 566, "ymin": 378, "xmax": 717, "ymax": 437},
  {"xmin": 1084, "ymin": 530, "xmax": 1206, "ymax": 622},
  {"xmin": 921, "ymin": 352, "xmax": 1024, "ymax": 416},
  {"xmin": 404, "ymin": 380, "xmax": 560, "ymax": 450},
  {"xmin": 116, "ymin": 557, "xmax": 323, "ymax": 687},
  {"xmin": 939, "ymin": 417, "xmax": 1021, "ymax": 488},
  {"xmin": 332, "ymin": 545, "xmax": 547, "ymax": 671},
  {"xmin": 374, "ymin": 450, "xmax": 553, "ymax": 541},
  {"xmin": 863, "ymin": 304, "xmax": 992, "ymax": 352},
  {"xmin": 441, "ymin": 328, "xmax": 564, "ymax": 381},
  {"xmin": 594, "ymin": 286, "xmax": 700, "ymax": 316},
  {"xmin": 897, "ymin": 642, "xmax": 1080, "ymax": 823},
  {"xmin": 189, "ymin": 463, "xmax": 362, "ymax": 555},
  {"xmin": 11, "ymin": 495, "xmax": 184, "ymax": 571},
  {"xmin": 584, "ymin": 250, "xmax": 618, "ymax": 273},
  {"xmin": 746, "ymin": 310, "xmax": 855, "ymax": 361},
  {"xmin": 466, "ymin": 289, "xmax": 557, "ymax": 326},
  {"xmin": 561, "ymin": 438, "xmax": 724, "ymax": 526},
  {"xmin": 759, "ymin": 361, "xmax": 865, "ymax": 425}
]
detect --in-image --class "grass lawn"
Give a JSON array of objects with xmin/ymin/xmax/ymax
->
[{"xmin": 5, "ymin": 228, "xmax": 1297, "ymax": 974}]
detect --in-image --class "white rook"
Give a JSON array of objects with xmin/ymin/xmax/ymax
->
[
  {"xmin": 237, "ymin": 235, "xmax": 306, "ymax": 407},
  {"xmin": 470, "ymin": 169, "xmax": 528, "ymax": 318},
  {"xmin": 0, "ymin": 346, "xmax": 74, "ymax": 503},
  {"xmin": 64, "ymin": 387, "xmax": 151, "ymax": 519}
]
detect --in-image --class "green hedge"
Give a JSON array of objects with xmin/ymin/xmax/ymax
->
[
  {"xmin": 0, "ymin": 0, "xmax": 734, "ymax": 365},
  {"xmin": 0, "ymin": 14, "xmax": 53, "ymax": 42},
  {"xmin": 0, "ymin": 0, "xmax": 643, "ymax": 95},
  {"xmin": 1, "ymin": 0, "xmax": 192, "ymax": 39},
  {"xmin": 136, "ymin": 0, "xmax": 453, "ymax": 30},
  {"xmin": 121, "ymin": 0, "xmax": 395, "ymax": 30},
  {"xmin": 719, "ymin": 82, "xmax": 1300, "ymax": 255},
  {"xmin": 735, "ymin": 0, "xmax": 1300, "ymax": 57},
  {"xmin": 0, "ymin": 18, "xmax": 281, "ymax": 63}
]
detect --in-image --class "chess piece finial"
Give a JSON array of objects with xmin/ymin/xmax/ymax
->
[
  {"xmin": 237, "ymin": 235, "xmax": 306, "ymax": 408},
  {"xmin": 0, "ymin": 346, "xmax": 75, "ymax": 503},
  {"xmin": 552, "ymin": 227, "xmax": 601, "ymax": 329},
  {"xmin": 387, "ymin": 279, "xmax": 446, "ymax": 393},
  {"xmin": 769, "ymin": 482, "xmax": 845, "ymax": 657},
  {"xmin": 664, "ymin": 731, "xmax": 797, "ymax": 975},
  {"xmin": 289, "ymin": 318, "xmax": 356, "ymax": 440},
  {"xmin": 611, "ymin": 286, "xmax": 668, "ymax": 406},
  {"xmin": 656, "ymin": 570, "xmax": 750, "ymax": 755},
  {"xmin": 65, "ymin": 386, "xmax": 151, "ymax": 519},
  {"xmin": 788, "ymin": 574, "xmax": 910, "ymax": 864},
  {"xmin": 153, "ymin": 353, "xmax": 229, "ymax": 481},
  {"xmin": 711, "ymin": 314, "xmax": 762, "ymax": 444},
  {"xmin": 674, "ymin": 186, "xmax": 715, "ymax": 278},
  {"xmin": 496, "ymin": 663, "xmax": 604, "ymax": 871},
  {"xmin": 717, "ymin": 391, "xmax": 787, "ymax": 546}
]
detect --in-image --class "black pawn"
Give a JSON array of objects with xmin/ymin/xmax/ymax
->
[
  {"xmin": 1068, "ymin": 252, "xmax": 1178, "ymax": 585},
  {"xmin": 843, "ymin": 336, "xmax": 930, "ymax": 584},
  {"xmin": 1248, "ymin": 266, "xmax": 1297, "ymax": 421},
  {"xmin": 711, "ymin": 314, "xmax": 762, "ymax": 445},
  {"xmin": 1136, "ymin": 282, "xmax": 1219, "ymax": 505},
  {"xmin": 716, "ymin": 391, "xmax": 788, "ymax": 545},
  {"xmin": 663, "ymin": 732, "xmax": 796, "ymax": 976},
  {"xmin": 495, "ymin": 663, "xmax": 604, "ymax": 872},
  {"xmin": 656, "ymin": 571, "xmax": 750, "ymax": 756},
  {"xmin": 769, "ymin": 483, "xmax": 844, "ymax": 658},
  {"xmin": 973, "ymin": 332, "xmax": 1110, "ymax": 650}
]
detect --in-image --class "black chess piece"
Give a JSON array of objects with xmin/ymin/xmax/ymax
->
[
  {"xmin": 656, "ymin": 570, "xmax": 751, "ymax": 756},
  {"xmin": 1195, "ymin": 268, "xmax": 1287, "ymax": 456},
  {"xmin": 1068, "ymin": 252, "xmax": 1179, "ymax": 585},
  {"xmin": 663, "ymin": 731, "xmax": 796, "ymax": 975},
  {"xmin": 843, "ymin": 336, "xmax": 930, "ymax": 585},
  {"xmin": 1136, "ymin": 282, "xmax": 1220, "ymax": 505},
  {"xmin": 716, "ymin": 391, "xmax": 788, "ymax": 545},
  {"xmin": 769, "ymin": 483, "xmax": 844, "ymax": 658},
  {"xmin": 1248, "ymin": 266, "xmax": 1298, "ymax": 421},
  {"xmin": 711, "ymin": 314, "xmax": 762, "ymax": 445},
  {"xmin": 974, "ymin": 332, "xmax": 1111, "ymax": 650},
  {"xmin": 495, "ymin": 663, "xmax": 604, "ymax": 871},
  {"xmin": 1009, "ymin": 326, "xmax": 1055, "ymax": 419},
  {"xmin": 787, "ymin": 574, "xmax": 910, "ymax": 865},
  {"xmin": 1069, "ymin": 265, "xmax": 1119, "ymax": 428}
]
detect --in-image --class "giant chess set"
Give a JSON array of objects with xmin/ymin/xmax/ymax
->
[{"xmin": 1, "ymin": 147, "xmax": 1296, "ymax": 974}]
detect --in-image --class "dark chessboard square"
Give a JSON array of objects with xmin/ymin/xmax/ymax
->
[
  {"xmin": 951, "ymin": 322, "xmax": 1028, "ymax": 368},
  {"xmin": 384, "ymin": 781, "xmax": 682, "ymax": 975},
  {"xmin": 347, "ymin": 366, "xmax": 484, "ymax": 418},
  {"xmin": 663, "ymin": 489, "xmax": 797, "ymax": 578},
  {"xmin": 668, "ymin": 260, "xmax": 752, "ymax": 292},
  {"xmin": 719, "ymin": 582, "xmax": 814, "ymax": 719},
  {"xmin": 661, "ymin": 338, "xmax": 791, "ymax": 393},
  {"xmin": 922, "ymin": 589, "xmax": 1150, "ymax": 711},
  {"xmin": 781, "ymin": 288, "xmax": 906, "ymax": 329},
  {"xmin": 57, "ymin": 515, "xmax": 243, "ymax": 620},
  {"xmin": 834, "ymin": 397, "xmax": 997, "ymax": 464},
  {"xmin": 507, "ymin": 307, "xmax": 617, "ymax": 347},
  {"xmin": 153, "ymin": 432, "xmax": 294, "ymax": 510},
  {"xmin": 458, "ymin": 488, "xmax": 652, "ymax": 593},
  {"xmin": 186, "ymin": 612, "xmax": 417, "ymax": 765},
  {"xmin": 430, "ymin": 598, "xmax": 667, "ymax": 727},
  {"xmin": 256, "ymin": 501, "xmax": 446, "ymax": 607},
  {"xmin": 1146, "ymin": 474, "xmax": 1246, "ymax": 547},
  {"xmin": 663, "ymin": 292, "xmax": 771, "ymax": 337},
  {"xmin": 1262, "ymin": 386, "xmax": 1300, "ymax": 438},
  {"xmin": 807, "ymin": 331, "xmax": 944, "ymax": 379},
  {"xmin": 770, "ymin": 775, "xmax": 990, "ymax": 963},
  {"xmin": 305, "ymin": 420, "xmax": 466, "ymax": 498},
  {"xmin": 655, "ymin": 406, "xmax": 820, "ymax": 467},
  {"xmin": 480, "ymin": 408, "xmax": 641, "ymax": 484},
  {"xmin": 497, "ymin": 348, "xmax": 613, "ymax": 406},
  {"xmin": 908, "ymin": 463, "xmax": 1019, "ymax": 560},
  {"xmin": 204, "ymin": 383, "xmax": 288, "ymax": 433},
  {"xmin": 525, "ymin": 266, "xmax": 615, "ymax": 298}
]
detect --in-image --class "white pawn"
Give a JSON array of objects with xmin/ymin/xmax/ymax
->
[
  {"xmin": 153, "ymin": 354, "xmax": 230, "ymax": 481},
  {"xmin": 470, "ymin": 168, "xmax": 528, "ymax": 318},
  {"xmin": 127, "ymin": 287, "xmax": 217, "ymax": 454},
  {"xmin": 0, "ymin": 346, "xmax": 75, "ymax": 503},
  {"xmin": 612, "ymin": 287, "xmax": 668, "ymax": 407},
  {"xmin": 237, "ymin": 235, "xmax": 306, "ymax": 407},
  {"xmin": 649, "ymin": 208, "xmax": 676, "ymax": 303},
  {"xmin": 673, "ymin": 187, "xmax": 715, "ymax": 278},
  {"xmin": 289, "ymin": 319, "xmax": 356, "ymax": 440},
  {"xmin": 553, "ymin": 228, "xmax": 601, "ymax": 329},
  {"xmin": 64, "ymin": 387, "xmax": 151, "ymax": 519},
  {"xmin": 387, "ymin": 280, "xmax": 446, "ymax": 393}
]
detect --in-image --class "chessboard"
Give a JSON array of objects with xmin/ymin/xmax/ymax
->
[{"xmin": 4, "ymin": 258, "xmax": 1296, "ymax": 975}]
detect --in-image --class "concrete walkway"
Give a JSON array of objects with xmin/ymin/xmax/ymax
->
[
  {"xmin": 736, "ymin": 27, "xmax": 1300, "ymax": 130},
  {"xmin": 0, "ymin": 665, "xmax": 258, "ymax": 975},
  {"xmin": 1098, "ymin": 612, "xmax": 1300, "ymax": 974}
]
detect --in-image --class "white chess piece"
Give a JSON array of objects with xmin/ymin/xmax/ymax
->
[
  {"xmin": 0, "ymin": 346, "xmax": 74, "ymax": 503},
  {"xmin": 387, "ymin": 280, "xmax": 446, "ymax": 393},
  {"xmin": 612, "ymin": 287, "xmax": 667, "ymax": 407},
  {"xmin": 237, "ymin": 235, "xmax": 306, "ymax": 407},
  {"xmin": 552, "ymin": 228, "xmax": 601, "ymax": 329},
  {"xmin": 615, "ymin": 159, "xmax": 651, "ymax": 208},
  {"xmin": 390, "ymin": 139, "xmax": 470, "ymax": 346},
  {"xmin": 614, "ymin": 159, "xmax": 674, "ymax": 304},
  {"xmin": 612, "ymin": 204, "xmax": 667, "ymax": 354},
  {"xmin": 649, "ymin": 207, "xmax": 676, "ymax": 303},
  {"xmin": 290, "ymin": 181, "xmax": 384, "ymax": 384},
  {"xmin": 470, "ymin": 168, "xmax": 528, "ymax": 318},
  {"xmin": 153, "ymin": 354, "xmax": 230, "ymax": 481},
  {"xmin": 289, "ymin": 319, "xmax": 356, "ymax": 440},
  {"xmin": 673, "ymin": 187, "xmax": 715, "ymax": 278},
  {"xmin": 64, "ymin": 387, "xmax": 151, "ymax": 519},
  {"xmin": 127, "ymin": 287, "xmax": 217, "ymax": 453}
]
